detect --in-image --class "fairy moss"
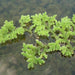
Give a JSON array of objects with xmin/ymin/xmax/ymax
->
[
  {"xmin": 21, "ymin": 39, "xmax": 48, "ymax": 69},
  {"xmin": 30, "ymin": 12, "xmax": 57, "ymax": 37},
  {"xmin": 0, "ymin": 20, "xmax": 25, "ymax": 43},
  {"xmin": 0, "ymin": 12, "xmax": 75, "ymax": 69},
  {"xmin": 19, "ymin": 15, "xmax": 31, "ymax": 27}
]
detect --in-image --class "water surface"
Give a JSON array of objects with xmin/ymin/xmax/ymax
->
[{"xmin": 0, "ymin": 0, "xmax": 75, "ymax": 75}]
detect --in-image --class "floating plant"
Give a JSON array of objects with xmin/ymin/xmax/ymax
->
[
  {"xmin": 21, "ymin": 39, "xmax": 48, "ymax": 69},
  {"xmin": 0, "ymin": 12, "xmax": 75, "ymax": 69}
]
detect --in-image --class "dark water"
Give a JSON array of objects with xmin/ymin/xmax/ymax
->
[{"xmin": 0, "ymin": 0, "xmax": 75, "ymax": 75}]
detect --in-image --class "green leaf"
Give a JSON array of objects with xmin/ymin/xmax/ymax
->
[
  {"xmin": 28, "ymin": 62, "xmax": 34, "ymax": 69},
  {"xmin": 19, "ymin": 15, "xmax": 31, "ymax": 27},
  {"xmin": 72, "ymin": 14, "xmax": 75, "ymax": 23}
]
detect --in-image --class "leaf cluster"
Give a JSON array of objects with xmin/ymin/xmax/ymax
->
[
  {"xmin": 0, "ymin": 12, "xmax": 75, "ymax": 69},
  {"xmin": 30, "ymin": 12, "xmax": 57, "ymax": 37},
  {"xmin": 21, "ymin": 39, "xmax": 48, "ymax": 69},
  {"xmin": 0, "ymin": 20, "xmax": 25, "ymax": 43},
  {"xmin": 21, "ymin": 12, "xmax": 75, "ymax": 68},
  {"xmin": 52, "ymin": 16, "xmax": 75, "ymax": 56},
  {"xmin": 19, "ymin": 15, "xmax": 31, "ymax": 27}
]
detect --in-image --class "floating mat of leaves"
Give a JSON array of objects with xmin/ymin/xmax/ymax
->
[{"xmin": 0, "ymin": 12, "xmax": 75, "ymax": 69}]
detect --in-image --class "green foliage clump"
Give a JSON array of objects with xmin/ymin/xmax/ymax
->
[
  {"xmin": 21, "ymin": 12, "xmax": 75, "ymax": 68},
  {"xmin": 0, "ymin": 20, "xmax": 16, "ymax": 43},
  {"xmin": 21, "ymin": 39, "xmax": 48, "ymax": 69},
  {"xmin": 52, "ymin": 16, "xmax": 75, "ymax": 56},
  {"xmin": 72, "ymin": 14, "xmax": 75, "ymax": 23},
  {"xmin": 30, "ymin": 12, "xmax": 57, "ymax": 37},
  {"xmin": 0, "ymin": 12, "xmax": 75, "ymax": 69},
  {"xmin": 15, "ymin": 27, "xmax": 25, "ymax": 35},
  {"xmin": 0, "ymin": 20, "xmax": 25, "ymax": 44},
  {"xmin": 19, "ymin": 15, "xmax": 31, "ymax": 27},
  {"xmin": 48, "ymin": 42, "xmax": 60, "ymax": 52}
]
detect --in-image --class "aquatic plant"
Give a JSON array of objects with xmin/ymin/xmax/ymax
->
[
  {"xmin": 19, "ymin": 15, "xmax": 31, "ymax": 27},
  {"xmin": 0, "ymin": 20, "xmax": 25, "ymax": 43},
  {"xmin": 30, "ymin": 12, "xmax": 57, "ymax": 37},
  {"xmin": 72, "ymin": 14, "xmax": 75, "ymax": 23},
  {"xmin": 0, "ymin": 12, "xmax": 75, "ymax": 69},
  {"xmin": 0, "ymin": 20, "xmax": 16, "ymax": 43},
  {"xmin": 52, "ymin": 16, "xmax": 75, "ymax": 56},
  {"xmin": 21, "ymin": 39, "xmax": 48, "ymax": 69},
  {"xmin": 21, "ymin": 12, "xmax": 75, "ymax": 68}
]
